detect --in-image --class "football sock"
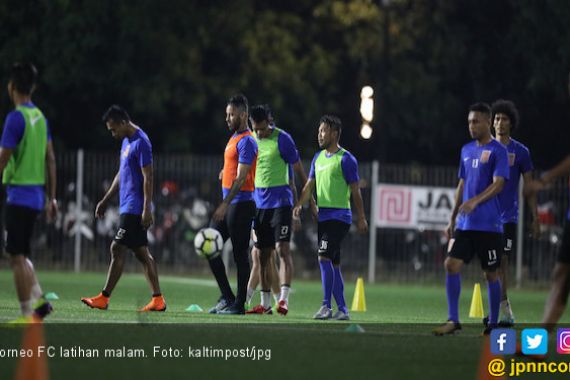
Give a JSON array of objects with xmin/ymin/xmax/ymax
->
[
  {"xmin": 332, "ymin": 267, "xmax": 347, "ymax": 314},
  {"xmin": 246, "ymin": 287, "xmax": 256, "ymax": 304},
  {"xmin": 446, "ymin": 273, "xmax": 461, "ymax": 323},
  {"xmin": 101, "ymin": 290, "xmax": 111, "ymax": 298},
  {"xmin": 261, "ymin": 290, "xmax": 271, "ymax": 309},
  {"xmin": 279, "ymin": 285, "xmax": 290, "ymax": 303},
  {"xmin": 319, "ymin": 260, "xmax": 333, "ymax": 309},
  {"xmin": 488, "ymin": 279, "xmax": 501, "ymax": 326}
]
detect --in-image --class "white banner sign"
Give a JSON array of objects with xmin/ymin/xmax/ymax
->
[{"xmin": 374, "ymin": 184, "xmax": 456, "ymax": 230}]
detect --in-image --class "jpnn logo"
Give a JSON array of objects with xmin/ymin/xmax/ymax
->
[
  {"xmin": 491, "ymin": 329, "xmax": 516, "ymax": 355},
  {"xmin": 522, "ymin": 329, "xmax": 548, "ymax": 355}
]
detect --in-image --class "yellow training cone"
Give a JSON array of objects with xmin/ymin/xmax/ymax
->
[
  {"xmin": 469, "ymin": 283, "xmax": 484, "ymax": 318},
  {"xmin": 351, "ymin": 277, "xmax": 367, "ymax": 312}
]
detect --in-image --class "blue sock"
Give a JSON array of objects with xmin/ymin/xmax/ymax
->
[
  {"xmin": 333, "ymin": 266, "xmax": 347, "ymax": 314},
  {"xmin": 488, "ymin": 279, "xmax": 502, "ymax": 326},
  {"xmin": 446, "ymin": 273, "xmax": 461, "ymax": 323},
  {"xmin": 319, "ymin": 260, "xmax": 333, "ymax": 308}
]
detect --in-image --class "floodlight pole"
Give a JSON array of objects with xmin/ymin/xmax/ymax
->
[
  {"xmin": 74, "ymin": 149, "xmax": 84, "ymax": 273},
  {"xmin": 368, "ymin": 160, "xmax": 379, "ymax": 284}
]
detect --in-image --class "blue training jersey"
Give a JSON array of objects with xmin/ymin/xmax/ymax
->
[
  {"xmin": 1, "ymin": 102, "xmax": 52, "ymax": 211},
  {"xmin": 254, "ymin": 127, "xmax": 300, "ymax": 209},
  {"xmin": 309, "ymin": 148, "xmax": 359, "ymax": 225},
  {"xmin": 456, "ymin": 139, "xmax": 509, "ymax": 233},
  {"xmin": 119, "ymin": 128, "xmax": 152, "ymax": 215},
  {"xmin": 497, "ymin": 138, "xmax": 533, "ymax": 224}
]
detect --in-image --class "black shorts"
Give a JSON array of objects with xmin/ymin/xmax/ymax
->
[
  {"xmin": 502, "ymin": 223, "xmax": 517, "ymax": 257},
  {"xmin": 448, "ymin": 230, "xmax": 503, "ymax": 271},
  {"xmin": 5, "ymin": 204, "xmax": 39, "ymax": 256},
  {"xmin": 253, "ymin": 207, "xmax": 292, "ymax": 249},
  {"xmin": 557, "ymin": 222, "xmax": 570, "ymax": 264},
  {"xmin": 209, "ymin": 201, "xmax": 255, "ymax": 258},
  {"xmin": 317, "ymin": 220, "xmax": 350, "ymax": 265},
  {"xmin": 114, "ymin": 213, "xmax": 148, "ymax": 250}
]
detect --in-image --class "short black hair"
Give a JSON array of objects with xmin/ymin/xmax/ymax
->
[
  {"xmin": 227, "ymin": 94, "xmax": 248, "ymax": 114},
  {"xmin": 249, "ymin": 105, "xmax": 269, "ymax": 123},
  {"xmin": 102, "ymin": 105, "xmax": 130, "ymax": 123},
  {"xmin": 468, "ymin": 102, "xmax": 491, "ymax": 118},
  {"xmin": 319, "ymin": 114, "xmax": 342, "ymax": 136},
  {"xmin": 492, "ymin": 99, "xmax": 519, "ymax": 130},
  {"xmin": 10, "ymin": 62, "xmax": 37, "ymax": 95}
]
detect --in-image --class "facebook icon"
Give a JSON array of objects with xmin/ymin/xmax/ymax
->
[{"xmin": 491, "ymin": 329, "xmax": 516, "ymax": 355}]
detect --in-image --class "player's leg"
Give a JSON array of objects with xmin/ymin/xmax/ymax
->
[
  {"xmin": 250, "ymin": 247, "xmax": 274, "ymax": 314},
  {"xmin": 499, "ymin": 223, "xmax": 516, "ymax": 324},
  {"xmin": 246, "ymin": 246, "xmax": 260, "ymax": 307},
  {"xmin": 7, "ymin": 205, "xmax": 51, "ymax": 320},
  {"xmin": 330, "ymin": 222, "xmax": 350, "ymax": 320},
  {"xmin": 273, "ymin": 206, "xmax": 293, "ymax": 314},
  {"xmin": 207, "ymin": 215, "xmax": 235, "ymax": 313},
  {"xmin": 433, "ymin": 230, "xmax": 470, "ymax": 335},
  {"xmin": 269, "ymin": 251, "xmax": 281, "ymax": 302},
  {"xmin": 480, "ymin": 232, "xmax": 503, "ymax": 333},
  {"xmin": 542, "ymin": 224, "xmax": 570, "ymax": 330},
  {"xmin": 219, "ymin": 201, "xmax": 255, "ymax": 314},
  {"xmin": 81, "ymin": 241, "xmax": 126, "ymax": 310},
  {"xmin": 134, "ymin": 245, "xmax": 166, "ymax": 312}
]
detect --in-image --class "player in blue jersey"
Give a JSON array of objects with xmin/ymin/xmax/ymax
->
[
  {"xmin": 482, "ymin": 99, "xmax": 539, "ymax": 327},
  {"xmin": 433, "ymin": 103, "xmax": 509, "ymax": 335},
  {"xmin": 294, "ymin": 115, "xmax": 368, "ymax": 320},
  {"xmin": 245, "ymin": 105, "xmax": 309, "ymax": 316},
  {"xmin": 526, "ymin": 73, "xmax": 570, "ymax": 329},
  {"xmin": 1, "ymin": 63, "xmax": 58, "ymax": 322},
  {"xmin": 81, "ymin": 105, "xmax": 166, "ymax": 312}
]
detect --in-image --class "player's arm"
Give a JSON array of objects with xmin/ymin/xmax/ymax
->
[
  {"xmin": 350, "ymin": 182, "xmax": 368, "ymax": 234},
  {"xmin": 45, "ymin": 140, "xmax": 58, "ymax": 222},
  {"xmin": 523, "ymin": 171, "xmax": 540, "ymax": 238},
  {"xmin": 212, "ymin": 162, "xmax": 252, "ymax": 222},
  {"xmin": 293, "ymin": 178, "xmax": 315, "ymax": 218},
  {"xmin": 95, "ymin": 170, "xmax": 120, "ymax": 218},
  {"xmin": 0, "ymin": 147, "xmax": 13, "ymax": 173},
  {"xmin": 292, "ymin": 160, "xmax": 317, "ymax": 218},
  {"xmin": 459, "ymin": 176, "xmax": 505, "ymax": 215},
  {"xmin": 446, "ymin": 179, "xmax": 464, "ymax": 239},
  {"xmin": 141, "ymin": 164, "xmax": 154, "ymax": 229}
]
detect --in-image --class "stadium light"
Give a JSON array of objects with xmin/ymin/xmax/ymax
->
[
  {"xmin": 360, "ymin": 86, "xmax": 374, "ymax": 123},
  {"xmin": 359, "ymin": 86, "xmax": 374, "ymax": 140},
  {"xmin": 360, "ymin": 122, "xmax": 373, "ymax": 140}
]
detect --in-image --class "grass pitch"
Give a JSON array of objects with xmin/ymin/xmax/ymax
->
[{"xmin": 0, "ymin": 270, "xmax": 569, "ymax": 379}]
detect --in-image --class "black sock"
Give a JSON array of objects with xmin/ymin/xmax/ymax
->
[
  {"xmin": 152, "ymin": 293, "xmax": 162, "ymax": 298},
  {"xmin": 208, "ymin": 256, "xmax": 235, "ymax": 302},
  {"xmin": 101, "ymin": 290, "xmax": 111, "ymax": 298},
  {"xmin": 234, "ymin": 257, "xmax": 250, "ymax": 307}
]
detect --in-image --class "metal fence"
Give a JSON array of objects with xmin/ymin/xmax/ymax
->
[{"xmin": 3, "ymin": 151, "xmax": 568, "ymax": 286}]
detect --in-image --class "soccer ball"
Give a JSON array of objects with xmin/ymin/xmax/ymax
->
[{"xmin": 194, "ymin": 228, "xmax": 223, "ymax": 259}]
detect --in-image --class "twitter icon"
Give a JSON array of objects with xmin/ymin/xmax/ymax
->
[{"xmin": 522, "ymin": 329, "xmax": 548, "ymax": 355}]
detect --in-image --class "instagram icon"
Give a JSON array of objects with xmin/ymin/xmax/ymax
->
[{"xmin": 557, "ymin": 329, "xmax": 570, "ymax": 354}]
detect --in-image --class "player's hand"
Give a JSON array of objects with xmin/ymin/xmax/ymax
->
[
  {"xmin": 292, "ymin": 205, "xmax": 302, "ymax": 219},
  {"xmin": 524, "ymin": 180, "xmax": 545, "ymax": 197},
  {"xmin": 213, "ymin": 203, "xmax": 228, "ymax": 222},
  {"xmin": 445, "ymin": 221, "xmax": 455, "ymax": 240},
  {"xmin": 95, "ymin": 200, "xmax": 108, "ymax": 219},
  {"xmin": 356, "ymin": 217, "xmax": 368, "ymax": 234},
  {"xmin": 46, "ymin": 199, "xmax": 58, "ymax": 223},
  {"xmin": 141, "ymin": 207, "xmax": 154, "ymax": 229},
  {"xmin": 529, "ymin": 217, "xmax": 541, "ymax": 239},
  {"xmin": 459, "ymin": 198, "xmax": 478, "ymax": 215}
]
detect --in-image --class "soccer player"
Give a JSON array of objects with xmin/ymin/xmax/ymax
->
[
  {"xmin": 0, "ymin": 62, "xmax": 58, "ymax": 321},
  {"xmin": 294, "ymin": 115, "xmax": 368, "ymax": 320},
  {"xmin": 433, "ymin": 103, "xmax": 509, "ymax": 335},
  {"xmin": 485, "ymin": 99, "xmax": 539, "ymax": 327},
  {"xmin": 245, "ymin": 105, "xmax": 309, "ymax": 315},
  {"xmin": 525, "ymin": 73, "xmax": 570, "ymax": 329},
  {"xmin": 81, "ymin": 105, "xmax": 166, "ymax": 312},
  {"xmin": 207, "ymin": 94, "xmax": 257, "ymax": 315}
]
